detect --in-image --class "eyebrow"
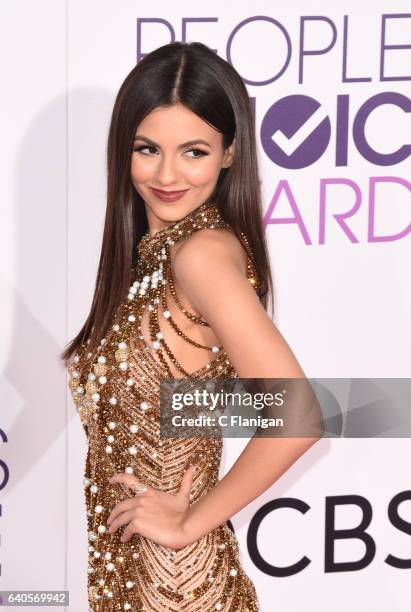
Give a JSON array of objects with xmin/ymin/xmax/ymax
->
[{"xmin": 133, "ymin": 135, "xmax": 211, "ymax": 149}]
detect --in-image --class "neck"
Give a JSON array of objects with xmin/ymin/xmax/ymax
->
[
  {"xmin": 149, "ymin": 227, "xmax": 166, "ymax": 239},
  {"xmin": 137, "ymin": 201, "xmax": 222, "ymax": 264},
  {"xmin": 146, "ymin": 201, "xmax": 214, "ymax": 241}
]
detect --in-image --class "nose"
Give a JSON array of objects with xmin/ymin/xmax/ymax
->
[{"xmin": 155, "ymin": 153, "xmax": 181, "ymax": 186}]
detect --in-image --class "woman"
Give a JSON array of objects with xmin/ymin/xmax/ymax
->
[{"xmin": 62, "ymin": 41, "xmax": 322, "ymax": 611}]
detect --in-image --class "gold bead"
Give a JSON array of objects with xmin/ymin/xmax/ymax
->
[
  {"xmin": 85, "ymin": 380, "xmax": 98, "ymax": 395},
  {"xmin": 79, "ymin": 404, "xmax": 93, "ymax": 424},
  {"xmin": 94, "ymin": 363, "xmax": 107, "ymax": 376},
  {"xmin": 115, "ymin": 348, "xmax": 129, "ymax": 362}
]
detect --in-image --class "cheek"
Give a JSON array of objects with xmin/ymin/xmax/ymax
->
[
  {"xmin": 185, "ymin": 157, "xmax": 222, "ymax": 186},
  {"xmin": 130, "ymin": 155, "xmax": 153, "ymax": 184}
]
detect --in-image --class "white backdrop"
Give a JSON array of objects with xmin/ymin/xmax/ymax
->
[{"xmin": 1, "ymin": 1, "xmax": 410, "ymax": 611}]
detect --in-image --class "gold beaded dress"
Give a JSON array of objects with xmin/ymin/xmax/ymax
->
[{"xmin": 67, "ymin": 201, "xmax": 261, "ymax": 611}]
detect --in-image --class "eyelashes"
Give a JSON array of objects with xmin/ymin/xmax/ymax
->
[{"xmin": 132, "ymin": 145, "xmax": 209, "ymax": 159}]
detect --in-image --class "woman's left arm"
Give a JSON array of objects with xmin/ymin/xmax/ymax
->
[{"xmin": 172, "ymin": 228, "xmax": 324, "ymax": 545}]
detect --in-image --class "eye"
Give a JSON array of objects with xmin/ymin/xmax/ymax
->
[
  {"xmin": 132, "ymin": 145, "xmax": 208, "ymax": 158},
  {"xmin": 133, "ymin": 145, "xmax": 158, "ymax": 155},
  {"xmin": 185, "ymin": 148, "xmax": 209, "ymax": 158}
]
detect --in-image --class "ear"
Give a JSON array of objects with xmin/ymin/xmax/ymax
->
[{"xmin": 222, "ymin": 137, "xmax": 236, "ymax": 168}]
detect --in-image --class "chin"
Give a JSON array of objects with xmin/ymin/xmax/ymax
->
[{"xmin": 145, "ymin": 198, "xmax": 204, "ymax": 222}]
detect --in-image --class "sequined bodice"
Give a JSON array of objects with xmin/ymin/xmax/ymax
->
[{"xmin": 67, "ymin": 201, "xmax": 260, "ymax": 611}]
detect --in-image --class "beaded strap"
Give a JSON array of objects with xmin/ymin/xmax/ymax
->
[{"xmin": 166, "ymin": 263, "xmax": 210, "ymax": 326}]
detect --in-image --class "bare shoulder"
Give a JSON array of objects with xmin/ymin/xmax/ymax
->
[{"xmin": 172, "ymin": 227, "xmax": 246, "ymax": 275}]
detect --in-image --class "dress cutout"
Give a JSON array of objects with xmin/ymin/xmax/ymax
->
[{"xmin": 67, "ymin": 201, "xmax": 261, "ymax": 611}]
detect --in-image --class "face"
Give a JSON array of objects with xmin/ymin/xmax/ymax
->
[{"xmin": 130, "ymin": 103, "xmax": 235, "ymax": 236}]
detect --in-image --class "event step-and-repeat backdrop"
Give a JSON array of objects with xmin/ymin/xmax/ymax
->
[{"xmin": 1, "ymin": 1, "xmax": 410, "ymax": 610}]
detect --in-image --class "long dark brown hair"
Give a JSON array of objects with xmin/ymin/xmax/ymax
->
[{"xmin": 60, "ymin": 41, "xmax": 274, "ymax": 364}]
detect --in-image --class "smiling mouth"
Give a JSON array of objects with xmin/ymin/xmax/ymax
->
[{"xmin": 150, "ymin": 187, "xmax": 189, "ymax": 195}]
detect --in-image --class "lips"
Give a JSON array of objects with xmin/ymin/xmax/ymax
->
[
  {"xmin": 151, "ymin": 187, "xmax": 189, "ymax": 195},
  {"xmin": 150, "ymin": 187, "xmax": 190, "ymax": 202}
]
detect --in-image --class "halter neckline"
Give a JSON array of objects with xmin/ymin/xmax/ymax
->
[{"xmin": 137, "ymin": 200, "xmax": 219, "ymax": 258}]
